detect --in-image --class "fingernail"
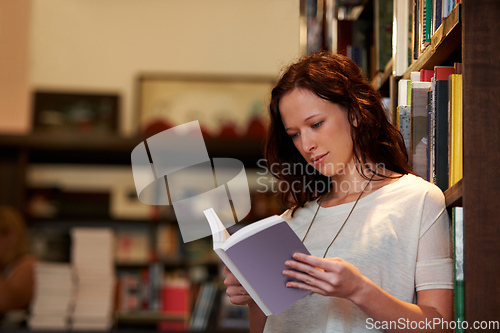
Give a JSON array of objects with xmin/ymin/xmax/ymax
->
[
  {"xmin": 293, "ymin": 253, "xmax": 299, "ymax": 259},
  {"xmin": 282, "ymin": 270, "xmax": 288, "ymax": 276}
]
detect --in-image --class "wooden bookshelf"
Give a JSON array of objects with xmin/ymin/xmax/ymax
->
[
  {"xmin": 115, "ymin": 311, "xmax": 188, "ymax": 325},
  {"xmin": 385, "ymin": 0, "xmax": 500, "ymax": 327},
  {"xmin": 371, "ymin": 56, "xmax": 393, "ymax": 92},
  {"xmin": 444, "ymin": 179, "xmax": 463, "ymax": 208},
  {"xmin": 462, "ymin": 0, "xmax": 500, "ymax": 326}
]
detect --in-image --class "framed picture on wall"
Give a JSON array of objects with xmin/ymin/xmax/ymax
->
[
  {"xmin": 136, "ymin": 75, "xmax": 275, "ymax": 140},
  {"xmin": 32, "ymin": 90, "xmax": 120, "ymax": 135}
]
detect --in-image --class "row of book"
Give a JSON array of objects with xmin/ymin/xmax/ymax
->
[
  {"xmin": 29, "ymin": 228, "xmax": 115, "ymax": 331},
  {"xmin": 397, "ymin": 64, "xmax": 462, "ymax": 191},
  {"xmin": 412, "ymin": 0, "xmax": 461, "ymax": 60},
  {"xmin": 116, "ymin": 268, "xmax": 191, "ymax": 330},
  {"xmin": 339, "ymin": 0, "xmax": 461, "ymax": 80},
  {"xmin": 393, "ymin": 0, "xmax": 461, "ymax": 76}
]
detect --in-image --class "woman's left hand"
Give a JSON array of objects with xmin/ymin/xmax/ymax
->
[{"xmin": 283, "ymin": 252, "xmax": 368, "ymax": 302}]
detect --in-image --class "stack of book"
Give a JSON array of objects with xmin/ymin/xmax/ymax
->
[
  {"xmin": 71, "ymin": 228, "xmax": 115, "ymax": 330},
  {"xmin": 29, "ymin": 262, "xmax": 75, "ymax": 330}
]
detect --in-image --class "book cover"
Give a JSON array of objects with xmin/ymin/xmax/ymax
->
[
  {"xmin": 203, "ymin": 208, "xmax": 310, "ymax": 316},
  {"xmin": 448, "ymin": 74, "xmax": 463, "ymax": 187},
  {"xmin": 411, "ymin": 81, "xmax": 432, "ymax": 180}
]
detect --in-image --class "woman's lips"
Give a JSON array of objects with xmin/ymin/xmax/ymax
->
[{"xmin": 311, "ymin": 153, "xmax": 328, "ymax": 165}]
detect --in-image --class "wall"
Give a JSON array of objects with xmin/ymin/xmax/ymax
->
[
  {"xmin": 28, "ymin": 0, "xmax": 300, "ymax": 136},
  {"xmin": 0, "ymin": 0, "xmax": 31, "ymax": 134}
]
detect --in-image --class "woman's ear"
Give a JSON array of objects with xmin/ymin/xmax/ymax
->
[{"xmin": 350, "ymin": 113, "xmax": 359, "ymax": 127}]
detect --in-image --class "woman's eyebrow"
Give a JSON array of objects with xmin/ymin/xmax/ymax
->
[{"xmin": 284, "ymin": 114, "xmax": 322, "ymax": 131}]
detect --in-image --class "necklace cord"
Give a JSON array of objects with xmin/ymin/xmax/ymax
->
[{"xmin": 301, "ymin": 169, "xmax": 378, "ymax": 258}]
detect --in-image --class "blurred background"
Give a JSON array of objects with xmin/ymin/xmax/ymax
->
[{"xmin": 0, "ymin": 0, "xmax": 406, "ymax": 331}]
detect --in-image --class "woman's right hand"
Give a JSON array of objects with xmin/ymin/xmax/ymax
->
[{"xmin": 223, "ymin": 266, "xmax": 253, "ymax": 305}]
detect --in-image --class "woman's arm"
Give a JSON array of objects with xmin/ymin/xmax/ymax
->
[
  {"xmin": 0, "ymin": 255, "xmax": 36, "ymax": 313},
  {"xmin": 223, "ymin": 266, "xmax": 267, "ymax": 333},
  {"xmin": 283, "ymin": 253, "xmax": 452, "ymax": 333}
]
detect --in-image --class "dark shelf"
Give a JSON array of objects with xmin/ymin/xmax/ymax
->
[
  {"xmin": 0, "ymin": 133, "xmax": 265, "ymax": 167},
  {"xmin": 444, "ymin": 178, "xmax": 463, "ymax": 208}
]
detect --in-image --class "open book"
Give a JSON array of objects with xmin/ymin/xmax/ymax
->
[{"xmin": 203, "ymin": 208, "xmax": 311, "ymax": 316}]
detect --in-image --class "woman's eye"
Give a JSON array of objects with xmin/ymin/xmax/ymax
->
[
  {"xmin": 289, "ymin": 132, "xmax": 299, "ymax": 139},
  {"xmin": 311, "ymin": 121, "xmax": 323, "ymax": 129}
]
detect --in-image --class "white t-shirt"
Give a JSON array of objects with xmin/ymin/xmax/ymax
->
[{"xmin": 263, "ymin": 174, "xmax": 453, "ymax": 333}]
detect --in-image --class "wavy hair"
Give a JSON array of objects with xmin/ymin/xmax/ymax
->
[{"xmin": 265, "ymin": 52, "xmax": 411, "ymax": 212}]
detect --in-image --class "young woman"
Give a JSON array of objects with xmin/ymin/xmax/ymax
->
[
  {"xmin": 0, "ymin": 206, "xmax": 36, "ymax": 314},
  {"xmin": 224, "ymin": 52, "xmax": 453, "ymax": 332}
]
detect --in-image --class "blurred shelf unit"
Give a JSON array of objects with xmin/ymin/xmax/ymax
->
[{"xmin": 0, "ymin": 131, "xmax": 273, "ymax": 332}]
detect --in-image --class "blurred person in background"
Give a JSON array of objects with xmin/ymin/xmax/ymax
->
[{"xmin": 0, "ymin": 205, "xmax": 36, "ymax": 314}]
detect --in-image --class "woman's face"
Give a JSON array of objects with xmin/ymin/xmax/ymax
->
[{"xmin": 279, "ymin": 88, "xmax": 354, "ymax": 178}]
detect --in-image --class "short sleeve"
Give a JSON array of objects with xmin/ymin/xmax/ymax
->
[{"xmin": 415, "ymin": 208, "xmax": 453, "ymax": 291}]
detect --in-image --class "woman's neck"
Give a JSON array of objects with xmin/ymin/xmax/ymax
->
[{"xmin": 321, "ymin": 161, "xmax": 393, "ymax": 207}]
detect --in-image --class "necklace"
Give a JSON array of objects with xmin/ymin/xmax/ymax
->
[{"xmin": 301, "ymin": 169, "xmax": 378, "ymax": 258}]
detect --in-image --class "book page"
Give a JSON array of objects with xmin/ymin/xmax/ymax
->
[{"xmin": 222, "ymin": 215, "xmax": 283, "ymax": 250}]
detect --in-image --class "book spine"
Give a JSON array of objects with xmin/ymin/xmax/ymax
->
[
  {"xmin": 448, "ymin": 74, "xmax": 463, "ymax": 187},
  {"xmin": 394, "ymin": 0, "xmax": 410, "ymax": 76},
  {"xmin": 398, "ymin": 106, "xmax": 412, "ymax": 158},
  {"xmin": 410, "ymin": 81, "xmax": 432, "ymax": 180},
  {"xmin": 452, "ymin": 207, "xmax": 464, "ymax": 333}
]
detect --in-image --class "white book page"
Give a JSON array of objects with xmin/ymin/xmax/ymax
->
[{"xmin": 222, "ymin": 215, "xmax": 283, "ymax": 250}]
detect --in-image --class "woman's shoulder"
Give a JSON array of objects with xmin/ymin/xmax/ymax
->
[{"xmin": 394, "ymin": 173, "xmax": 446, "ymax": 207}]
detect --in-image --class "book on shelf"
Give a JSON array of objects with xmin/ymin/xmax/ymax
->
[
  {"xmin": 29, "ymin": 262, "xmax": 75, "ymax": 331},
  {"xmin": 397, "ymin": 79, "xmax": 411, "ymax": 156},
  {"xmin": 397, "ymin": 105, "xmax": 412, "ymax": 156},
  {"xmin": 448, "ymin": 73, "xmax": 463, "ymax": 187},
  {"xmin": 161, "ymin": 275, "xmax": 190, "ymax": 317},
  {"xmin": 203, "ymin": 208, "xmax": 311, "ymax": 316},
  {"xmin": 420, "ymin": 68, "xmax": 433, "ymax": 82},
  {"xmin": 115, "ymin": 229, "xmax": 150, "ymax": 264},
  {"xmin": 410, "ymin": 79, "xmax": 432, "ymax": 179},
  {"xmin": 422, "ymin": 0, "xmax": 432, "ymax": 47},
  {"xmin": 426, "ymin": 83, "xmax": 435, "ymax": 183},
  {"xmin": 189, "ymin": 281, "xmax": 218, "ymax": 331},
  {"xmin": 374, "ymin": 0, "xmax": 393, "ymax": 73},
  {"xmin": 217, "ymin": 291, "xmax": 250, "ymax": 331},
  {"xmin": 452, "ymin": 207, "xmax": 464, "ymax": 333},
  {"xmin": 434, "ymin": 66, "xmax": 455, "ymax": 191},
  {"xmin": 393, "ymin": 0, "xmax": 411, "ymax": 76},
  {"xmin": 71, "ymin": 227, "xmax": 115, "ymax": 331},
  {"xmin": 116, "ymin": 272, "xmax": 142, "ymax": 312},
  {"xmin": 432, "ymin": 0, "xmax": 443, "ymax": 34}
]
